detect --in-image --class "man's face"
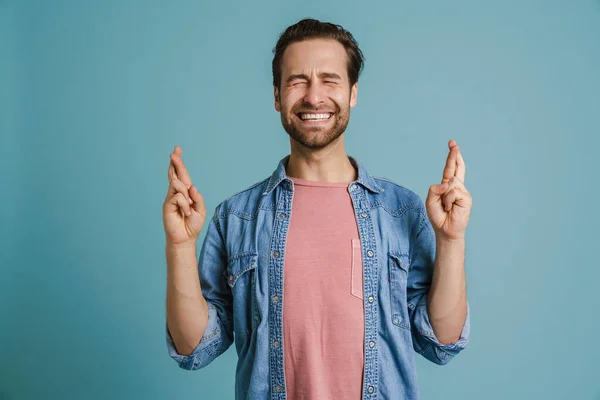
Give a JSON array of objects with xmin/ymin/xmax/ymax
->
[{"xmin": 274, "ymin": 38, "xmax": 358, "ymax": 150}]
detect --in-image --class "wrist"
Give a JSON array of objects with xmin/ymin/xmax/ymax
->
[
  {"xmin": 166, "ymin": 240, "xmax": 197, "ymax": 252},
  {"xmin": 435, "ymin": 235, "xmax": 465, "ymax": 253},
  {"xmin": 435, "ymin": 232, "xmax": 465, "ymax": 243}
]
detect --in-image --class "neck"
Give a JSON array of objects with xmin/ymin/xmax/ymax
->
[{"xmin": 286, "ymin": 140, "xmax": 357, "ymax": 183}]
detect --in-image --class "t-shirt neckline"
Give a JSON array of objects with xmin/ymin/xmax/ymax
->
[{"xmin": 288, "ymin": 176, "xmax": 350, "ymax": 188}]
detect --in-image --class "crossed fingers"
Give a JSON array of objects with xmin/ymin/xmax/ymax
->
[{"xmin": 442, "ymin": 139, "xmax": 466, "ymax": 185}]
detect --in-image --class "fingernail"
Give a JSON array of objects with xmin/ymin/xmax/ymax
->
[
  {"xmin": 188, "ymin": 197, "xmax": 193, "ymax": 204},
  {"xmin": 186, "ymin": 210, "xmax": 191, "ymax": 216}
]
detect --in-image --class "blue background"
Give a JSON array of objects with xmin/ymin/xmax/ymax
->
[{"xmin": 2, "ymin": 1, "xmax": 599, "ymax": 399}]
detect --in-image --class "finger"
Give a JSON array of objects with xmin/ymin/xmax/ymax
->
[
  {"xmin": 189, "ymin": 185, "xmax": 206, "ymax": 215},
  {"xmin": 444, "ymin": 176, "xmax": 465, "ymax": 192},
  {"xmin": 168, "ymin": 145, "xmax": 181, "ymax": 180},
  {"xmin": 169, "ymin": 172, "xmax": 193, "ymax": 204},
  {"xmin": 456, "ymin": 148, "xmax": 466, "ymax": 183},
  {"xmin": 442, "ymin": 188, "xmax": 458, "ymax": 211},
  {"xmin": 170, "ymin": 150, "xmax": 192, "ymax": 188},
  {"xmin": 166, "ymin": 192, "xmax": 192, "ymax": 217},
  {"xmin": 443, "ymin": 187, "xmax": 469, "ymax": 211},
  {"xmin": 442, "ymin": 141, "xmax": 459, "ymax": 183},
  {"xmin": 428, "ymin": 182, "xmax": 448, "ymax": 201},
  {"xmin": 168, "ymin": 160, "xmax": 180, "ymax": 191},
  {"xmin": 440, "ymin": 176, "xmax": 462, "ymax": 210}
]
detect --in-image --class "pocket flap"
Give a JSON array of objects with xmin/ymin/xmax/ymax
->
[
  {"xmin": 224, "ymin": 252, "xmax": 258, "ymax": 288},
  {"xmin": 389, "ymin": 252, "xmax": 410, "ymax": 272}
]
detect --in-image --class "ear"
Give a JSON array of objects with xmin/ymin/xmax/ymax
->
[
  {"xmin": 350, "ymin": 82, "xmax": 358, "ymax": 108},
  {"xmin": 274, "ymin": 86, "xmax": 281, "ymax": 112}
]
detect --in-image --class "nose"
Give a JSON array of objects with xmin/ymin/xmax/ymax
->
[{"xmin": 302, "ymin": 81, "xmax": 325, "ymax": 107}]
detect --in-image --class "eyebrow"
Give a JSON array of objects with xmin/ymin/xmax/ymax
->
[{"xmin": 285, "ymin": 72, "xmax": 342, "ymax": 83}]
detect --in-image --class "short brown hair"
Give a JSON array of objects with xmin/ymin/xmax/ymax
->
[{"xmin": 271, "ymin": 18, "xmax": 365, "ymax": 90}]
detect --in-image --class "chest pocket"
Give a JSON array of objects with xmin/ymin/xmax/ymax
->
[
  {"xmin": 389, "ymin": 252, "xmax": 411, "ymax": 330},
  {"xmin": 351, "ymin": 238, "xmax": 364, "ymax": 300},
  {"xmin": 224, "ymin": 252, "xmax": 260, "ymax": 336}
]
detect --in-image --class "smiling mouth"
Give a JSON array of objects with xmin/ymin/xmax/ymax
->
[{"xmin": 295, "ymin": 112, "xmax": 334, "ymax": 122}]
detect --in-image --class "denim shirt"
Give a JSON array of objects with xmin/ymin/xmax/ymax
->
[{"xmin": 166, "ymin": 154, "xmax": 470, "ymax": 399}]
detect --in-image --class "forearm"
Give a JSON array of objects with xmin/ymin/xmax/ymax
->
[
  {"xmin": 166, "ymin": 242, "xmax": 209, "ymax": 356},
  {"xmin": 427, "ymin": 236, "xmax": 468, "ymax": 345}
]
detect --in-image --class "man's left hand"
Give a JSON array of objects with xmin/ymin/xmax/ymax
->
[{"xmin": 425, "ymin": 139, "xmax": 472, "ymax": 240}]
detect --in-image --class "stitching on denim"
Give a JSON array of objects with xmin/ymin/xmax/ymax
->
[
  {"xmin": 388, "ymin": 252, "xmax": 412, "ymax": 330},
  {"xmin": 227, "ymin": 209, "xmax": 258, "ymax": 220},
  {"xmin": 212, "ymin": 205, "xmax": 226, "ymax": 243},
  {"xmin": 374, "ymin": 202, "xmax": 422, "ymax": 219},
  {"xmin": 228, "ymin": 252, "xmax": 258, "ymax": 262},
  {"xmin": 221, "ymin": 177, "xmax": 270, "ymax": 204},
  {"xmin": 371, "ymin": 176, "xmax": 409, "ymax": 192},
  {"xmin": 227, "ymin": 268, "xmax": 254, "ymax": 284},
  {"xmin": 389, "ymin": 251, "xmax": 410, "ymax": 271},
  {"xmin": 200, "ymin": 326, "xmax": 221, "ymax": 342},
  {"xmin": 409, "ymin": 211, "xmax": 429, "ymax": 272}
]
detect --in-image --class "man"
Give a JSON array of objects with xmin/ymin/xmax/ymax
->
[{"xmin": 164, "ymin": 18, "xmax": 471, "ymax": 400}]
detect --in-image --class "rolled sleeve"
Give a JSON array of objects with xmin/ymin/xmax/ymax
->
[
  {"xmin": 407, "ymin": 201, "xmax": 471, "ymax": 365},
  {"xmin": 411, "ymin": 300, "xmax": 471, "ymax": 365},
  {"xmin": 166, "ymin": 302, "xmax": 232, "ymax": 370},
  {"xmin": 165, "ymin": 204, "xmax": 234, "ymax": 370}
]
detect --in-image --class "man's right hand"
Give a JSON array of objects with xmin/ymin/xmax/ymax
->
[{"xmin": 163, "ymin": 146, "xmax": 207, "ymax": 247}]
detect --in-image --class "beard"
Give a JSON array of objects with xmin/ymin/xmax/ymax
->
[{"xmin": 280, "ymin": 99, "xmax": 351, "ymax": 150}]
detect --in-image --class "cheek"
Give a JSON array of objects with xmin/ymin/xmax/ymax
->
[
  {"xmin": 329, "ymin": 89, "xmax": 350, "ymax": 106},
  {"xmin": 281, "ymin": 94, "xmax": 302, "ymax": 113}
]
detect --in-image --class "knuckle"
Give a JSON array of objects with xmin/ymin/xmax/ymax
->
[
  {"xmin": 175, "ymin": 180, "xmax": 186, "ymax": 193},
  {"xmin": 174, "ymin": 192, "xmax": 185, "ymax": 202}
]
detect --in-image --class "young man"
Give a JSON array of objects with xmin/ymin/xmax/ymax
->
[{"xmin": 164, "ymin": 18, "xmax": 471, "ymax": 400}]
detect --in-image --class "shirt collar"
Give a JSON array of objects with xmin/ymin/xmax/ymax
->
[{"xmin": 262, "ymin": 154, "xmax": 384, "ymax": 195}]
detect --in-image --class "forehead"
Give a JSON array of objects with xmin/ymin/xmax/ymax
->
[{"xmin": 281, "ymin": 38, "xmax": 348, "ymax": 79}]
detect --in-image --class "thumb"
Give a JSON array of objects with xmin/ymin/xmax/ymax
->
[
  {"xmin": 428, "ymin": 182, "xmax": 447, "ymax": 199},
  {"xmin": 189, "ymin": 185, "xmax": 205, "ymax": 213}
]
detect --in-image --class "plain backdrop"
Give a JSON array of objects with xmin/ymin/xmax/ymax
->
[{"xmin": 2, "ymin": 1, "xmax": 599, "ymax": 399}]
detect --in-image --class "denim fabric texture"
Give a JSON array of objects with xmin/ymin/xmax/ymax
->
[{"xmin": 166, "ymin": 154, "xmax": 470, "ymax": 400}]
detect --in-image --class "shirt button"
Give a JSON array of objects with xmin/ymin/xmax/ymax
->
[
  {"xmin": 369, "ymin": 341, "xmax": 375, "ymax": 348},
  {"xmin": 228, "ymin": 275, "xmax": 234, "ymax": 282},
  {"xmin": 368, "ymin": 386, "xmax": 374, "ymax": 393},
  {"xmin": 350, "ymin": 184, "xmax": 357, "ymax": 191},
  {"xmin": 279, "ymin": 213, "xmax": 286, "ymax": 219},
  {"xmin": 361, "ymin": 212, "xmax": 367, "ymax": 218},
  {"xmin": 274, "ymin": 341, "xmax": 280, "ymax": 348},
  {"xmin": 273, "ymin": 251, "xmax": 280, "ymax": 258},
  {"xmin": 368, "ymin": 296, "xmax": 374, "ymax": 303},
  {"xmin": 273, "ymin": 296, "xmax": 279, "ymax": 303},
  {"xmin": 367, "ymin": 250, "xmax": 373, "ymax": 257},
  {"xmin": 275, "ymin": 385, "xmax": 282, "ymax": 392}
]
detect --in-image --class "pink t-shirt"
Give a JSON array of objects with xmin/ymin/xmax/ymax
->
[{"xmin": 283, "ymin": 176, "xmax": 365, "ymax": 399}]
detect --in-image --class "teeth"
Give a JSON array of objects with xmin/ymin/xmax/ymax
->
[{"xmin": 300, "ymin": 113, "xmax": 331, "ymax": 120}]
